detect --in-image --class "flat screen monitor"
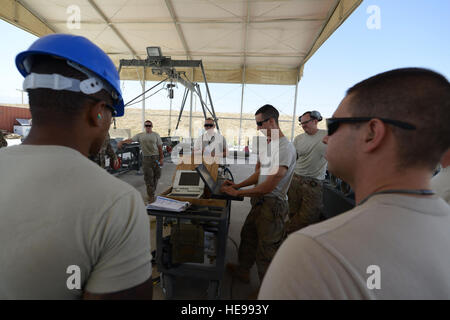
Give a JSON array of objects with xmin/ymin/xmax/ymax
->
[
  {"xmin": 173, "ymin": 170, "xmax": 204, "ymax": 191},
  {"xmin": 178, "ymin": 172, "xmax": 201, "ymax": 186}
]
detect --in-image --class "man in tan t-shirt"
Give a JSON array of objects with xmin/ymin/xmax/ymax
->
[
  {"xmin": 286, "ymin": 111, "xmax": 327, "ymax": 234},
  {"xmin": 1, "ymin": 34, "xmax": 153, "ymax": 299},
  {"xmin": 118, "ymin": 120, "xmax": 164, "ymax": 203},
  {"xmin": 260, "ymin": 68, "xmax": 450, "ymax": 300}
]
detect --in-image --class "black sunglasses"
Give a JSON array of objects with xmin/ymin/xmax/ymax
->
[
  {"xmin": 145, "ymin": 124, "xmax": 153, "ymax": 127},
  {"xmin": 86, "ymin": 96, "xmax": 117, "ymax": 116},
  {"xmin": 204, "ymin": 124, "xmax": 214, "ymax": 128},
  {"xmin": 300, "ymin": 119, "xmax": 313, "ymax": 126},
  {"xmin": 326, "ymin": 117, "xmax": 416, "ymax": 136},
  {"xmin": 256, "ymin": 118, "xmax": 271, "ymax": 127}
]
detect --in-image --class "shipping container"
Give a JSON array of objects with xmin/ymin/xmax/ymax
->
[{"xmin": 0, "ymin": 105, "xmax": 31, "ymax": 132}]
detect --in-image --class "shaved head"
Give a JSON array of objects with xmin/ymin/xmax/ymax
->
[{"xmin": 346, "ymin": 68, "xmax": 450, "ymax": 170}]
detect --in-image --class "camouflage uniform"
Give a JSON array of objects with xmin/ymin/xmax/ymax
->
[
  {"xmin": 90, "ymin": 134, "xmax": 118, "ymax": 169},
  {"xmin": 239, "ymin": 196, "xmax": 288, "ymax": 281},
  {"xmin": 131, "ymin": 131, "xmax": 163, "ymax": 203},
  {"xmin": 142, "ymin": 155, "xmax": 161, "ymax": 203},
  {"xmin": 0, "ymin": 132, "xmax": 7, "ymax": 148},
  {"xmin": 285, "ymin": 173, "xmax": 323, "ymax": 234}
]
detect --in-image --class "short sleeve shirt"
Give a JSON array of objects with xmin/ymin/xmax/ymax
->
[
  {"xmin": 0, "ymin": 145, "xmax": 152, "ymax": 299},
  {"xmin": 132, "ymin": 132, "xmax": 162, "ymax": 156},
  {"xmin": 293, "ymin": 129, "xmax": 327, "ymax": 180},
  {"xmin": 257, "ymin": 136, "xmax": 296, "ymax": 200},
  {"xmin": 259, "ymin": 195, "xmax": 450, "ymax": 299}
]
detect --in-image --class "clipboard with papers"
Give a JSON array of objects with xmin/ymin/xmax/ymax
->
[{"xmin": 146, "ymin": 196, "xmax": 191, "ymax": 212}]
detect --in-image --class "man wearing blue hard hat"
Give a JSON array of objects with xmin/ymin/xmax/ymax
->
[{"xmin": 0, "ymin": 34, "xmax": 153, "ymax": 299}]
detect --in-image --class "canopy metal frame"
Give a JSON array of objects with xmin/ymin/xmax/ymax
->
[{"xmin": 118, "ymin": 55, "xmax": 220, "ymax": 135}]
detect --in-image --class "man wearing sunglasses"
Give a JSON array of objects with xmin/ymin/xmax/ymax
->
[
  {"xmin": 193, "ymin": 117, "xmax": 228, "ymax": 161},
  {"xmin": 260, "ymin": 68, "xmax": 450, "ymax": 299},
  {"xmin": 118, "ymin": 120, "xmax": 164, "ymax": 203},
  {"xmin": 222, "ymin": 104, "xmax": 296, "ymax": 286},
  {"xmin": 285, "ymin": 110, "xmax": 327, "ymax": 234}
]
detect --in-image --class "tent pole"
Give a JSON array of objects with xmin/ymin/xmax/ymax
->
[
  {"xmin": 142, "ymin": 66, "xmax": 146, "ymax": 131},
  {"xmin": 239, "ymin": 1, "xmax": 250, "ymax": 150},
  {"xmin": 238, "ymin": 65, "xmax": 246, "ymax": 150},
  {"xmin": 290, "ymin": 70, "xmax": 300, "ymax": 141},
  {"xmin": 168, "ymin": 97, "xmax": 172, "ymax": 136},
  {"xmin": 189, "ymin": 68, "xmax": 194, "ymax": 139}
]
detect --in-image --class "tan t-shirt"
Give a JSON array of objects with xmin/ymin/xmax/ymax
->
[
  {"xmin": 259, "ymin": 194, "xmax": 450, "ymax": 299},
  {"xmin": 293, "ymin": 130, "xmax": 327, "ymax": 180},
  {"xmin": 132, "ymin": 132, "xmax": 162, "ymax": 156},
  {"xmin": 0, "ymin": 145, "xmax": 152, "ymax": 299},
  {"xmin": 257, "ymin": 136, "xmax": 296, "ymax": 200}
]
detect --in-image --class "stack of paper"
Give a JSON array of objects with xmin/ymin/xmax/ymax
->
[{"xmin": 147, "ymin": 196, "xmax": 191, "ymax": 212}]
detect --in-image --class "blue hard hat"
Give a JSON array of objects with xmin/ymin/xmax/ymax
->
[{"xmin": 16, "ymin": 33, "xmax": 124, "ymax": 117}]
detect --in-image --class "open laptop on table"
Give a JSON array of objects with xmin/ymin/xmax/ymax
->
[
  {"xmin": 167, "ymin": 170, "xmax": 204, "ymax": 198},
  {"xmin": 195, "ymin": 164, "xmax": 244, "ymax": 201}
]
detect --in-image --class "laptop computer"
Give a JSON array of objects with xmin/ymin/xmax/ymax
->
[
  {"xmin": 168, "ymin": 170, "xmax": 205, "ymax": 199},
  {"xmin": 195, "ymin": 164, "xmax": 244, "ymax": 201}
]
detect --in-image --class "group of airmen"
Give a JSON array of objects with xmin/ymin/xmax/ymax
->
[{"xmin": 0, "ymin": 34, "xmax": 449, "ymax": 300}]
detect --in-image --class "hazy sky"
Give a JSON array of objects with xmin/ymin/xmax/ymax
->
[{"xmin": 1, "ymin": 0, "xmax": 449, "ymax": 119}]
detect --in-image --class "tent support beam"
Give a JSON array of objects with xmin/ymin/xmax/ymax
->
[
  {"xmin": 87, "ymin": 0, "xmax": 139, "ymax": 59},
  {"xmin": 189, "ymin": 76, "xmax": 193, "ymax": 138},
  {"xmin": 168, "ymin": 97, "xmax": 173, "ymax": 136},
  {"xmin": 164, "ymin": 0, "xmax": 191, "ymax": 60},
  {"xmin": 290, "ymin": 69, "xmax": 300, "ymax": 141},
  {"xmin": 141, "ymin": 66, "xmax": 146, "ymax": 131},
  {"xmin": 238, "ymin": 0, "xmax": 250, "ymax": 149}
]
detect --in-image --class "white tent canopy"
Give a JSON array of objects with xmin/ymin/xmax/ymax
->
[
  {"xmin": 1, "ymin": 0, "xmax": 361, "ymax": 141},
  {"xmin": 1, "ymin": 0, "xmax": 361, "ymax": 85}
]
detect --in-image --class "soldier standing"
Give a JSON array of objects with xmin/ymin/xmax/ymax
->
[
  {"xmin": 260, "ymin": 68, "xmax": 450, "ymax": 300},
  {"xmin": 118, "ymin": 120, "xmax": 164, "ymax": 203},
  {"xmin": 285, "ymin": 111, "xmax": 327, "ymax": 234},
  {"xmin": 221, "ymin": 104, "xmax": 296, "ymax": 285},
  {"xmin": 1, "ymin": 33, "xmax": 153, "ymax": 299}
]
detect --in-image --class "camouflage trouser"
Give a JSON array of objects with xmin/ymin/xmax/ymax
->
[
  {"xmin": 89, "ymin": 135, "xmax": 117, "ymax": 169},
  {"xmin": 142, "ymin": 155, "xmax": 161, "ymax": 203},
  {"xmin": 238, "ymin": 196, "xmax": 288, "ymax": 281},
  {"xmin": 285, "ymin": 173, "xmax": 323, "ymax": 234}
]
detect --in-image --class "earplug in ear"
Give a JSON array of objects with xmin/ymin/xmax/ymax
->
[{"xmin": 97, "ymin": 114, "xmax": 102, "ymax": 120}]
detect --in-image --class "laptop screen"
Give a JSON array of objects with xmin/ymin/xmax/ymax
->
[
  {"xmin": 179, "ymin": 172, "xmax": 201, "ymax": 186},
  {"xmin": 195, "ymin": 164, "xmax": 216, "ymax": 192}
]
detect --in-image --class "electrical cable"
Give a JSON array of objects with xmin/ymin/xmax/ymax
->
[
  {"xmin": 124, "ymin": 77, "xmax": 169, "ymax": 107},
  {"xmin": 125, "ymin": 86, "xmax": 166, "ymax": 107}
]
